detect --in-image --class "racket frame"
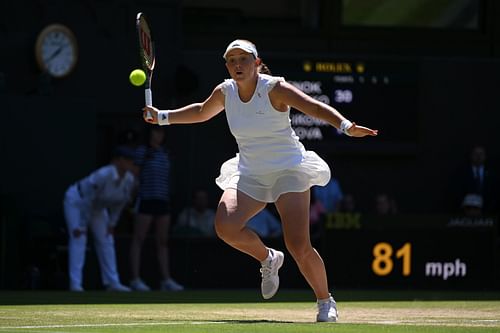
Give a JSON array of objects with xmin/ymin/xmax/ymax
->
[{"xmin": 136, "ymin": 12, "xmax": 155, "ymax": 119}]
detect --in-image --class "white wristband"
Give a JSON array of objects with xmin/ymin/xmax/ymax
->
[
  {"xmin": 340, "ymin": 119, "xmax": 353, "ymax": 136},
  {"xmin": 157, "ymin": 110, "xmax": 171, "ymax": 125}
]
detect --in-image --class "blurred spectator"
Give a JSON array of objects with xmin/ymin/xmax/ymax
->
[
  {"xmin": 63, "ymin": 146, "xmax": 137, "ymax": 292},
  {"xmin": 460, "ymin": 145, "xmax": 497, "ymax": 214},
  {"xmin": 312, "ymin": 177, "xmax": 343, "ymax": 214},
  {"xmin": 468, "ymin": 145, "xmax": 487, "ymax": 193},
  {"xmin": 174, "ymin": 189, "xmax": 216, "ymax": 237},
  {"xmin": 461, "ymin": 193, "xmax": 483, "ymax": 218},
  {"xmin": 247, "ymin": 206, "xmax": 282, "ymax": 238},
  {"xmin": 338, "ymin": 193, "xmax": 357, "ymax": 213},
  {"xmin": 117, "ymin": 128, "xmax": 140, "ymax": 147},
  {"xmin": 310, "ymin": 187, "xmax": 326, "ymax": 226},
  {"xmin": 323, "ymin": 193, "xmax": 362, "ymax": 230},
  {"xmin": 310, "ymin": 178, "xmax": 344, "ymax": 235},
  {"xmin": 374, "ymin": 193, "xmax": 398, "ymax": 215},
  {"xmin": 129, "ymin": 125, "xmax": 184, "ymax": 292}
]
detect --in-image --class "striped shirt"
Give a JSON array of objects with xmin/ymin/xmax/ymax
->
[{"xmin": 135, "ymin": 145, "xmax": 170, "ymax": 200}]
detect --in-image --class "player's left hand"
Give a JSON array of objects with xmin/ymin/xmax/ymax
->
[{"xmin": 347, "ymin": 122, "xmax": 378, "ymax": 137}]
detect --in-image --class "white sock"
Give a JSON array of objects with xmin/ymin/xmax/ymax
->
[
  {"xmin": 260, "ymin": 249, "xmax": 273, "ymax": 265},
  {"xmin": 317, "ymin": 293, "xmax": 332, "ymax": 304}
]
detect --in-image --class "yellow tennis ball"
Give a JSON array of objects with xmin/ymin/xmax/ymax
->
[{"xmin": 129, "ymin": 69, "xmax": 146, "ymax": 86}]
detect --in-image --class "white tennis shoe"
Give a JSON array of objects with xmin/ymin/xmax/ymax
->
[
  {"xmin": 316, "ymin": 296, "xmax": 338, "ymax": 322},
  {"xmin": 260, "ymin": 248, "xmax": 284, "ymax": 299}
]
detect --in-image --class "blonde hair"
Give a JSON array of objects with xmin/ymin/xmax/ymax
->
[{"xmin": 258, "ymin": 62, "xmax": 272, "ymax": 75}]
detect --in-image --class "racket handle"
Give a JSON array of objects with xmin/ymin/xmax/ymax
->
[
  {"xmin": 145, "ymin": 88, "xmax": 153, "ymax": 120},
  {"xmin": 145, "ymin": 88, "xmax": 152, "ymax": 106}
]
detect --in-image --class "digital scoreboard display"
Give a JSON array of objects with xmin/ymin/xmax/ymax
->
[
  {"xmin": 268, "ymin": 56, "xmax": 420, "ymax": 153},
  {"xmin": 322, "ymin": 227, "xmax": 497, "ymax": 289}
]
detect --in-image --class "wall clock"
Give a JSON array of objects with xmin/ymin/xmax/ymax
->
[{"xmin": 35, "ymin": 24, "xmax": 78, "ymax": 78}]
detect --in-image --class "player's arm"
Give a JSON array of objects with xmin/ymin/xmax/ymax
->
[
  {"xmin": 143, "ymin": 84, "xmax": 225, "ymax": 125},
  {"xmin": 269, "ymin": 81, "xmax": 378, "ymax": 137}
]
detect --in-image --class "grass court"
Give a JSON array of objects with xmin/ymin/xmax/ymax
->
[{"xmin": 1, "ymin": 289, "xmax": 499, "ymax": 333}]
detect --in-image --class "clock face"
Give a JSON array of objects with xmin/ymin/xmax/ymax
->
[{"xmin": 35, "ymin": 24, "xmax": 78, "ymax": 78}]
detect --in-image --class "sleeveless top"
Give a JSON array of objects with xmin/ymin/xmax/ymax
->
[
  {"xmin": 216, "ymin": 74, "xmax": 331, "ymax": 202},
  {"xmin": 221, "ymin": 74, "xmax": 306, "ymax": 175}
]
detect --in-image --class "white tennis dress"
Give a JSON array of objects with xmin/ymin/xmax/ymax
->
[{"xmin": 215, "ymin": 74, "xmax": 331, "ymax": 202}]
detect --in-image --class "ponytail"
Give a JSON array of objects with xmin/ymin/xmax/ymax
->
[{"xmin": 258, "ymin": 62, "xmax": 272, "ymax": 75}]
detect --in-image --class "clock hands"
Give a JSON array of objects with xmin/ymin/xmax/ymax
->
[
  {"xmin": 36, "ymin": 24, "xmax": 78, "ymax": 77},
  {"xmin": 46, "ymin": 46, "xmax": 63, "ymax": 63}
]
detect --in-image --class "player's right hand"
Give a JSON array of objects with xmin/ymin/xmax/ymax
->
[{"xmin": 143, "ymin": 106, "xmax": 159, "ymax": 124}]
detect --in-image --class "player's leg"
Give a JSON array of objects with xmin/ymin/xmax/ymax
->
[
  {"xmin": 215, "ymin": 189, "xmax": 284, "ymax": 299},
  {"xmin": 214, "ymin": 188, "xmax": 268, "ymax": 261},
  {"xmin": 275, "ymin": 189, "xmax": 337, "ymax": 322},
  {"xmin": 275, "ymin": 189, "xmax": 329, "ymax": 298}
]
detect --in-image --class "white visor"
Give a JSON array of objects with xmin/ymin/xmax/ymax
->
[{"xmin": 223, "ymin": 40, "xmax": 258, "ymax": 60}]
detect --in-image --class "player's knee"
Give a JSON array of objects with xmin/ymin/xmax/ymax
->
[
  {"xmin": 214, "ymin": 217, "xmax": 229, "ymax": 240},
  {"xmin": 214, "ymin": 216, "xmax": 238, "ymax": 241},
  {"xmin": 285, "ymin": 242, "xmax": 313, "ymax": 262}
]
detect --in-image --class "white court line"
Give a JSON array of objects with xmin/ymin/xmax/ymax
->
[
  {"xmin": 1, "ymin": 331, "xmax": 70, "ymax": 333},
  {"xmin": 0, "ymin": 321, "xmax": 227, "ymax": 330}
]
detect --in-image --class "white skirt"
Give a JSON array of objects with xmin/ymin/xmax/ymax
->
[{"xmin": 215, "ymin": 151, "xmax": 331, "ymax": 203}]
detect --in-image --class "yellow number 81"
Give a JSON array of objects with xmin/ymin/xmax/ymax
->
[{"xmin": 372, "ymin": 242, "xmax": 411, "ymax": 276}]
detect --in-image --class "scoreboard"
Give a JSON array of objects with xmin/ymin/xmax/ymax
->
[
  {"xmin": 322, "ymin": 227, "xmax": 497, "ymax": 289},
  {"xmin": 268, "ymin": 55, "xmax": 420, "ymax": 153},
  {"xmin": 318, "ymin": 212, "xmax": 498, "ymax": 289}
]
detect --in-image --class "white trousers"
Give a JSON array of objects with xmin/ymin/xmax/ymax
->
[{"xmin": 63, "ymin": 200, "xmax": 121, "ymax": 290}]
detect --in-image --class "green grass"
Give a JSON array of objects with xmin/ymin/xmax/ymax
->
[{"xmin": 0, "ymin": 290, "xmax": 499, "ymax": 333}]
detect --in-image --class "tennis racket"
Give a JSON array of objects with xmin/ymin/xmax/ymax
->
[{"xmin": 136, "ymin": 12, "xmax": 155, "ymax": 120}]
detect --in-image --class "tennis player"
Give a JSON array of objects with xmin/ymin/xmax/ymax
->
[{"xmin": 143, "ymin": 39, "xmax": 377, "ymax": 322}]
